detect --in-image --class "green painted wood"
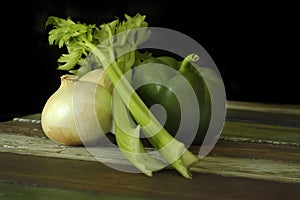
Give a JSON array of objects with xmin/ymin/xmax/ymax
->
[
  {"xmin": 7, "ymin": 101, "xmax": 300, "ymax": 145},
  {"xmin": 221, "ymin": 121, "xmax": 300, "ymax": 146}
]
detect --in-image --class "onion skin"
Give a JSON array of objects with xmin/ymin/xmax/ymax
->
[
  {"xmin": 79, "ymin": 68, "xmax": 114, "ymax": 93},
  {"xmin": 41, "ymin": 74, "xmax": 112, "ymax": 146}
]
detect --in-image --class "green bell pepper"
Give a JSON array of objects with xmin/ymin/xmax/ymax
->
[{"xmin": 132, "ymin": 54, "xmax": 212, "ymax": 145}]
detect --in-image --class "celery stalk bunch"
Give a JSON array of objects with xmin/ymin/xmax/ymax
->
[{"xmin": 45, "ymin": 13, "xmax": 200, "ymax": 178}]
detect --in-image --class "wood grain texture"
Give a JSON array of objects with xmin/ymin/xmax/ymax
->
[
  {"xmin": 1, "ymin": 152, "xmax": 299, "ymax": 200},
  {"xmin": 0, "ymin": 100, "xmax": 300, "ymax": 199},
  {"xmin": 0, "ymin": 133, "xmax": 299, "ymax": 184}
]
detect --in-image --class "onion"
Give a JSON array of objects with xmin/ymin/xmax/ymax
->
[
  {"xmin": 79, "ymin": 68, "xmax": 114, "ymax": 93},
  {"xmin": 41, "ymin": 73, "xmax": 112, "ymax": 146}
]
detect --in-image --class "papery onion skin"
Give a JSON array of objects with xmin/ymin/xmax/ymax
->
[
  {"xmin": 79, "ymin": 68, "xmax": 114, "ymax": 93},
  {"xmin": 41, "ymin": 74, "xmax": 112, "ymax": 146}
]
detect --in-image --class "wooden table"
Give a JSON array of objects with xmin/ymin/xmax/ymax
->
[{"xmin": 0, "ymin": 101, "xmax": 299, "ymax": 199}]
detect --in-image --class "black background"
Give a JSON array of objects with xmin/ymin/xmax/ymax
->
[{"xmin": 1, "ymin": 0, "xmax": 298, "ymax": 121}]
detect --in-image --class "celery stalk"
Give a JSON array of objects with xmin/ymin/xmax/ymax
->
[{"xmin": 113, "ymin": 89, "xmax": 166, "ymax": 176}]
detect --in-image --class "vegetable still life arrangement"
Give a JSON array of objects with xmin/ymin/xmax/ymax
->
[{"xmin": 41, "ymin": 13, "xmax": 226, "ymax": 179}]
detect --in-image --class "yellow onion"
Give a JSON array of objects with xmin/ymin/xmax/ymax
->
[
  {"xmin": 79, "ymin": 68, "xmax": 114, "ymax": 93},
  {"xmin": 41, "ymin": 73, "xmax": 112, "ymax": 146}
]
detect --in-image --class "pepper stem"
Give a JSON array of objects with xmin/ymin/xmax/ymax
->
[{"xmin": 178, "ymin": 53, "xmax": 199, "ymax": 74}]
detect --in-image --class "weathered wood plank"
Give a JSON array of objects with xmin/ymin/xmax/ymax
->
[
  {"xmin": 192, "ymin": 156, "xmax": 300, "ymax": 183},
  {"xmin": 226, "ymin": 100, "xmax": 300, "ymax": 115},
  {"xmin": 0, "ymin": 100, "xmax": 299, "ymax": 183},
  {"xmin": 226, "ymin": 108, "xmax": 300, "ymax": 128},
  {"xmin": 221, "ymin": 121, "xmax": 300, "ymax": 146},
  {"xmin": 207, "ymin": 140, "xmax": 300, "ymax": 163},
  {"xmin": 1, "ymin": 152, "xmax": 299, "ymax": 200},
  {"xmin": 1, "ymin": 133, "xmax": 299, "ymax": 184},
  {"xmin": 6, "ymin": 100, "xmax": 300, "ymax": 146},
  {"xmin": 2, "ymin": 114, "xmax": 299, "ymax": 147}
]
